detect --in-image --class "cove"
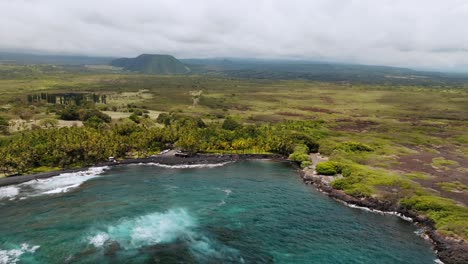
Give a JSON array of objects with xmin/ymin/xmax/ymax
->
[{"xmin": 0, "ymin": 160, "xmax": 438, "ymax": 263}]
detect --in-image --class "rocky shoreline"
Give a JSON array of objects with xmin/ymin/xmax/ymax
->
[
  {"xmin": 0, "ymin": 153, "xmax": 285, "ymax": 187},
  {"xmin": 300, "ymin": 166, "xmax": 468, "ymax": 264}
]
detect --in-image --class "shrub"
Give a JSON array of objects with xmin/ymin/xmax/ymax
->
[
  {"xmin": 300, "ymin": 160, "xmax": 312, "ymax": 168},
  {"xmin": 336, "ymin": 141, "xmax": 373, "ymax": 152},
  {"xmin": 133, "ymin": 109, "xmax": 144, "ymax": 116},
  {"xmin": 222, "ymin": 117, "xmax": 241, "ymax": 130},
  {"xmin": 288, "ymin": 144, "xmax": 310, "ymax": 165},
  {"xmin": 156, "ymin": 113, "xmax": 172, "ymax": 125},
  {"xmin": 59, "ymin": 106, "xmax": 111, "ymax": 123},
  {"xmin": 316, "ymin": 161, "xmax": 341, "ymax": 175},
  {"xmin": 400, "ymin": 195, "xmax": 458, "ymax": 212},
  {"xmin": 289, "ymin": 152, "xmax": 310, "ymax": 163},
  {"xmin": 79, "ymin": 109, "xmax": 111, "ymax": 123},
  {"xmin": 129, "ymin": 113, "xmax": 141, "ymax": 123},
  {"xmin": 59, "ymin": 105, "xmax": 80, "ymax": 120},
  {"xmin": 83, "ymin": 116, "xmax": 106, "ymax": 129}
]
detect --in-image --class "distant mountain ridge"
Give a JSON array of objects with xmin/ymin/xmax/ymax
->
[
  {"xmin": 0, "ymin": 52, "xmax": 113, "ymax": 65},
  {"xmin": 2, "ymin": 51, "xmax": 467, "ymax": 84},
  {"xmin": 111, "ymin": 54, "xmax": 190, "ymax": 74}
]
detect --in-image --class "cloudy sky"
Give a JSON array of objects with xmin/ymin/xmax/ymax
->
[{"xmin": 1, "ymin": 0, "xmax": 467, "ymax": 70}]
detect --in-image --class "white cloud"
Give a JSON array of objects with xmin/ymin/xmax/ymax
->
[{"xmin": 0, "ymin": 0, "xmax": 467, "ymax": 69}]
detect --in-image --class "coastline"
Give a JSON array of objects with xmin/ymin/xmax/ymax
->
[
  {"xmin": 1, "ymin": 153, "xmax": 466, "ymax": 263},
  {"xmin": 299, "ymin": 166, "xmax": 468, "ymax": 264},
  {"xmin": 0, "ymin": 153, "xmax": 285, "ymax": 187}
]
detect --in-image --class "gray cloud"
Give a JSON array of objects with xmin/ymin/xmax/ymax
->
[{"xmin": 1, "ymin": 0, "xmax": 468, "ymax": 70}]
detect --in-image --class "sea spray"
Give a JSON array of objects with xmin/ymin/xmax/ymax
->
[{"xmin": 88, "ymin": 208, "xmax": 196, "ymax": 249}]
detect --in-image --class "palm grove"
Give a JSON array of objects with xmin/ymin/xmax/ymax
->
[{"xmin": 0, "ymin": 110, "xmax": 323, "ymax": 175}]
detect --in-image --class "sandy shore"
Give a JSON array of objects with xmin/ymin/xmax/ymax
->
[{"xmin": 0, "ymin": 153, "xmax": 285, "ymax": 187}]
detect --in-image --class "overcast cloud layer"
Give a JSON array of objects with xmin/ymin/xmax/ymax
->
[{"xmin": 1, "ymin": 0, "xmax": 468, "ymax": 70}]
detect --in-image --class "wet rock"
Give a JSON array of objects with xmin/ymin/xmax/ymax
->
[
  {"xmin": 104, "ymin": 240, "xmax": 121, "ymax": 256},
  {"xmin": 140, "ymin": 240, "xmax": 197, "ymax": 264}
]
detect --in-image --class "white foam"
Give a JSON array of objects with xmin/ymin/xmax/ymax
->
[
  {"xmin": 89, "ymin": 208, "xmax": 196, "ymax": 249},
  {"xmin": 88, "ymin": 233, "xmax": 110, "ymax": 248},
  {"xmin": 145, "ymin": 162, "xmax": 231, "ymax": 169},
  {"xmin": 188, "ymin": 235, "xmax": 242, "ymax": 262},
  {"xmin": 22, "ymin": 166, "xmax": 108, "ymax": 194},
  {"xmin": 1, "ymin": 166, "xmax": 109, "ymax": 201},
  {"xmin": 339, "ymin": 201, "xmax": 413, "ymax": 222},
  {"xmin": 0, "ymin": 186, "xmax": 20, "ymax": 200},
  {"xmin": 87, "ymin": 208, "xmax": 243, "ymax": 261},
  {"xmin": 0, "ymin": 243, "xmax": 39, "ymax": 264},
  {"xmin": 434, "ymin": 259, "xmax": 444, "ymax": 264},
  {"xmin": 163, "ymin": 184, "xmax": 179, "ymax": 190},
  {"xmin": 189, "ymin": 236, "xmax": 222, "ymax": 258}
]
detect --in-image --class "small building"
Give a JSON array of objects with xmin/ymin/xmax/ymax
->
[{"xmin": 108, "ymin": 156, "xmax": 115, "ymax": 162}]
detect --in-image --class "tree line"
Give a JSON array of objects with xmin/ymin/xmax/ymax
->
[{"xmin": 0, "ymin": 114, "xmax": 326, "ymax": 175}]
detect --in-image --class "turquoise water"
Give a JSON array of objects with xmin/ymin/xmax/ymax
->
[{"xmin": 0, "ymin": 161, "xmax": 437, "ymax": 263}]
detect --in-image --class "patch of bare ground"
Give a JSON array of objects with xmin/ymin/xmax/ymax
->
[
  {"xmin": 247, "ymin": 114, "xmax": 284, "ymax": 123},
  {"xmin": 394, "ymin": 146, "xmax": 468, "ymax": 205},
  {"xmin": 299, "ymin": 106, "xmax": 338, "ymax": 114},
  {"xmin": 334, "ymin": 119, "xmax": 379, "ymax": 132},
  {"xmin": 9, "ymin": 119, "xmax": 83, "ymax": 131},
  {"xmin": 319, "ymin": 96, "xmax": 335, "ymax": 104},
  {"xmin": 231, "ymin": 104, "xmax": 251, "ymax": 111},
  {"xmin": 276, "ymin": 112, "xmax": 304, "ymax": 117}
]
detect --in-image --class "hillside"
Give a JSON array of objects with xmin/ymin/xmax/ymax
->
[{"xmin": 111, "ymin": 54, "xmax": 190, "ymax": 74}]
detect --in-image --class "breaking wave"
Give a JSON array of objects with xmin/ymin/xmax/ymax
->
[
  {"xmin": 338, "ymin": 200, "xmax": 413, "ymax": 222},
  {"xmin": 88, "ymin": 208, "xmax": 196, "ymax": 249},
  {"xmin": 0, "ymin": 243, "xmax": 39, "ymax": 264},
  {"xmin": 0, "ymin": 166, "xmax": 108, "ymax": 201},
  {"xmin": 0, "ymin": 186, "xmax": 20, "ymax": 201},
  {"xmin": 87, "ymin": 208, "xmax": 242, "ymax": 261}
]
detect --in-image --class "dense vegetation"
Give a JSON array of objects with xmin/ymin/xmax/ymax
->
[{"xmin": 0, "ymin": 116, "xmax": 323, "ymax": 173}]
